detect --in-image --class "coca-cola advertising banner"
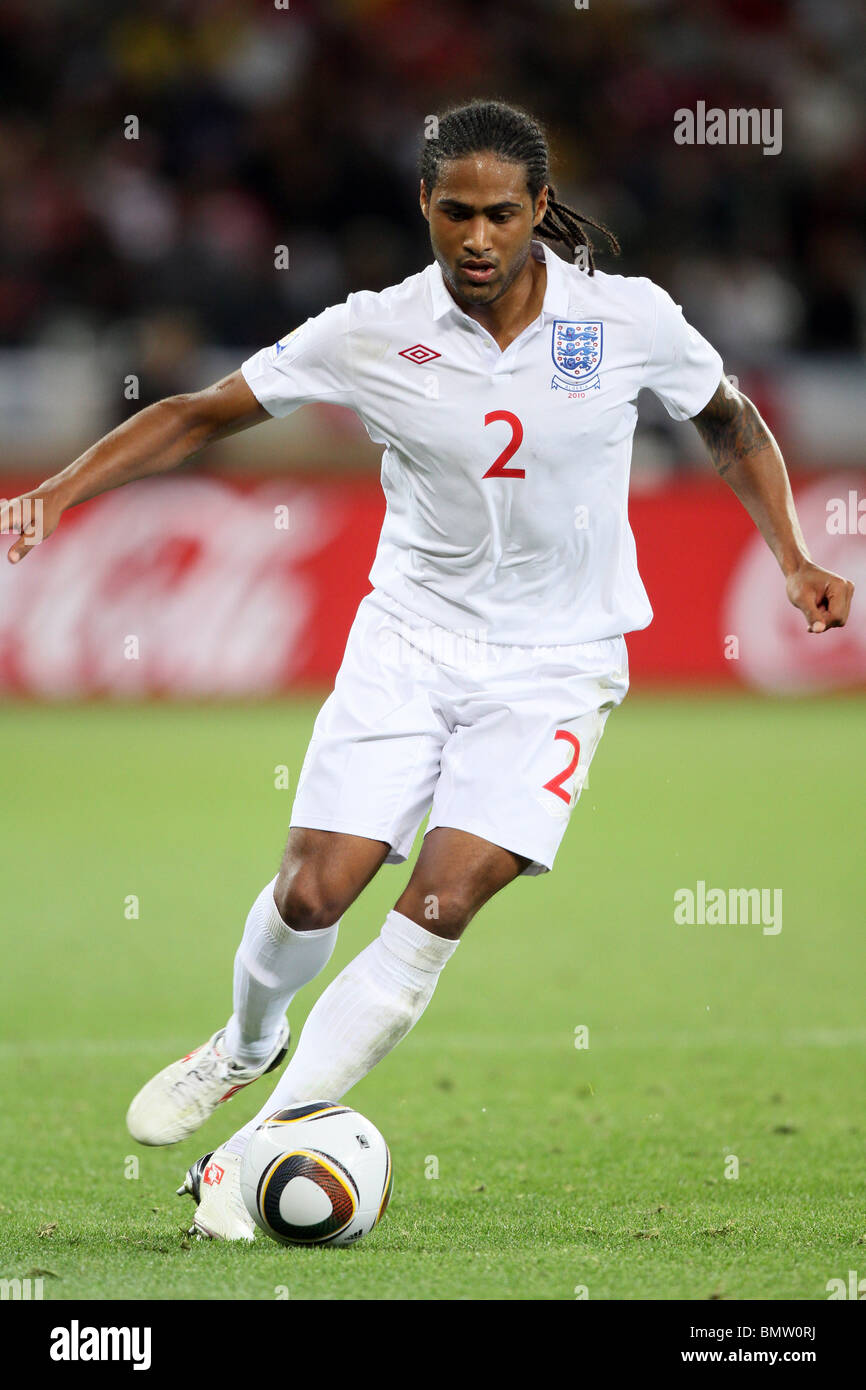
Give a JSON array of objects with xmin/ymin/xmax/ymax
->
[{"xmin": 0, "ymin": 472, "xmax": 863, "ymax": 696}]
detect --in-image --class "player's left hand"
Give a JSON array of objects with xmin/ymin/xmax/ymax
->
[{"xmin": 785, "ymin": 561, "xmax": 854, "ymax": 633}]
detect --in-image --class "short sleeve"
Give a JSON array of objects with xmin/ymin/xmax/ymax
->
[
  {"xmin": 641, "ymin": 280, "xmax": 723, "ymax": 421},
  {"xmin": 240, "ymin": 300, "xmax": 353, "ymax": 418}
]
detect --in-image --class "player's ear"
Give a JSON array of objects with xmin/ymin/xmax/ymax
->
[
  {"xmin": 419, "ymin": 179, "xmax": 430, "ymax": 221},
  {"xmin": 533, "ymin": 184, "xmax": 549, "ymax": 227}
]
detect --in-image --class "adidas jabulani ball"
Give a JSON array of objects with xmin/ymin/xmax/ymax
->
[{"xmin": 240, "ymin": 1101, "xmax": 393, "ymax": 1247}]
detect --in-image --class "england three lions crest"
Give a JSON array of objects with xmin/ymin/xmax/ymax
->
[{"xmin": 551, "ymin": 320, "xmax": 603, "ymax": 393}]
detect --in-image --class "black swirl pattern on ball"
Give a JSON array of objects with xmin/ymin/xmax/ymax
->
[
  {"xmin": 265, "ymin": 1102, "xmax": 352, "ymax": 1125},
  {"xmin": 258, "ymin": 1150, "xmax": 359, "ymax": 1243}
]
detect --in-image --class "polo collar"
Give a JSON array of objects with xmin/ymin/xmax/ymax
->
[{"xmin": 428, "ymin": 239, "xmax": 573, "ymax": 322}]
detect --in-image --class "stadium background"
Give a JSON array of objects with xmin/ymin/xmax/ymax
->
[
  {"xmin": 1, "ymin": 0, "xmax": 864, "ymax": 1304},
  {"xmin": 0, "ymin": 0, "xmax": 864, "ymax": 694}
]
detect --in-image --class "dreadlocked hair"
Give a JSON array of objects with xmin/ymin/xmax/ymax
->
[{"xmin": 419, "ymin": 99, "xmax": 620, "ymax": 274}]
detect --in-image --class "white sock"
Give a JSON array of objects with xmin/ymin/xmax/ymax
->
[
  {"xmin": 223, "ymin": 876, "xmax": 339, "ymax": 1069},
  {"xmin": 223, "ymin": 909, "xmax": 458, "ymax": 1156}
]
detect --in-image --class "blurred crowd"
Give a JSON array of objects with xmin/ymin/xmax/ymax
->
[{"xmin": 0, "ymin": 0, "xmax": 864, "ymax": 404}]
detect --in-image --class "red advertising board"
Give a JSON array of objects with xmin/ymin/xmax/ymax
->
[{"xmin": 0, "ymin": 471, "xmax": 863, "ymax": 696}]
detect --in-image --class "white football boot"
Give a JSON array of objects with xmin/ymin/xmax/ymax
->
[
  {"xmin": 177, "ymin": 1145, "xmax": 255, "ymax": 1241},
  {"xmin": 126, "ymin": 1021, "xmax": 290, "ymax": 1146}
]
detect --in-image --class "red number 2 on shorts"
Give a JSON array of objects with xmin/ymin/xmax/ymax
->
[
  {"xmin": 544, "ymin": 730, "xmax": 581, "ymax": 805},
  {"xmin": 482, "ymin": 410, "xmax": 525, "ymax": 479}
]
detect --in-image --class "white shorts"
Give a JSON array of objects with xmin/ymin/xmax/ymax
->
[{"xmin": 290, "ymin": 588, "xmax": 630, "ymax": 876}]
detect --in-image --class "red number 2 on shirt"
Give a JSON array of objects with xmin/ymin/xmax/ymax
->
[{"xmin": 482, "ymin": 410, "xmax": 525, "ymax": 479}]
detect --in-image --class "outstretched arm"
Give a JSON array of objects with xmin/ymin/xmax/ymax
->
[
  {"xmin": 1, "ymin": 370, "xmax": 269, "ymax": 564},
  {"xmin": 692, "ymin": 376, "xmax": 854, "ymax": 634}
]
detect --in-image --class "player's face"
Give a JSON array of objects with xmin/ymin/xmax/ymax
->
[{"xmin": 420, "ymin": 154, "xmax": 548, "ymax": 309}]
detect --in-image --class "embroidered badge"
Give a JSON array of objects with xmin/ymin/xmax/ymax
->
[{"xmin": 551, "ymin": 320, "xmax": 603, "ymax": 393}]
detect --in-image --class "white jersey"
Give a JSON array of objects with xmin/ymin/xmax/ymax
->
[{"xmin": 241, "ymin": 239, "xmax": 723, "ymax": 646}]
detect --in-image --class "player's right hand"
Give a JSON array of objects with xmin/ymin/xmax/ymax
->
[{"xmin": 1, "ymin": 485, "xmax": 65, "ymax": 564}]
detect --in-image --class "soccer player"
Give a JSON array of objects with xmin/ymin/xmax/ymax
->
[{"xmin": 2, "ymin": 102, "xmax": 853, "ymax": 1240}]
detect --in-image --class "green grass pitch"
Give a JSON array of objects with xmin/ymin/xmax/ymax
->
[{"xmin": 1, "ymin": 692, "xmax": 863, "ymax": 1301}]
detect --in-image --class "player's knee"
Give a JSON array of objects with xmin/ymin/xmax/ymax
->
[
  {"xmin": 396, "ymin": 887, "xmax": 474, "ymax": 940},
  {"xmin": 274, "ymin": 867, "xmax": 344, "ymax": 931}
]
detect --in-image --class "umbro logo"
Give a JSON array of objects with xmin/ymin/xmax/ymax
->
[{"xmin": 398, "ymin": 344, "xmax": 441, "ymax": 365}]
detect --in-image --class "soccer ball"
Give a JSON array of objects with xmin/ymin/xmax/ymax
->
[{"xmin": 240, "ymin": 1101, "xmax": 393, "ymax": 1247}]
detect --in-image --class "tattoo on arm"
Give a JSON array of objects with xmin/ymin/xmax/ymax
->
[{"xmin": 692, "ymin": 378, "xmax": 769, "ymax": 477}]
